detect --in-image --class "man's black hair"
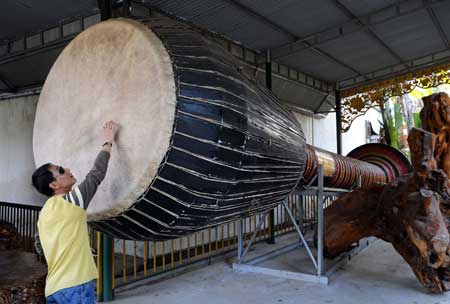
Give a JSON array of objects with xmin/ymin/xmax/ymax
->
[{"xmin": 32, "ymin": 163, "xmax": 54, "ymax": 197}]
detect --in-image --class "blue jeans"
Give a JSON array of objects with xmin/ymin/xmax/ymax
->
[{"xmin": 47, "ymin": 280, "xmax": 96, "ymax": 304}]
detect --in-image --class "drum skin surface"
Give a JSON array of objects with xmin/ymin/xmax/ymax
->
[
  {"xmin": 33, "ymin": 18, "xmax": 307, "ymax": 240},
  {"xmin": 34, "ymin": 19, "xmax": 177, "ymax": 225}
]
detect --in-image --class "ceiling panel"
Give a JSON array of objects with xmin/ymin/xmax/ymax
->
[
  {"xmin": 278, "ymin": 49, "xmax": 358, "ymax": 83},
  {"xmin": 142, "ymin": 0, "xmax": 291, "ymax": 50},
  {"xmin": 317, "ymin": 30, "xmax": 400, "ymax": 74},
  {"xmin": 430, "ymin": 0, "xmax": 450, "ymax": 44},
  {"xmin": 338, "ymin": 0, "xmax": 401, "ymax": 16},
  {"xmin": 238, "ymin": 0, "xmax": 349, "ymax": 38},
  {"xmin": 371, "ymin": 9, "xmax": 446, "ymax": 60},
  {"xmin": 254, "ymin": 71, "xmax": 332, "ymax": 113}
]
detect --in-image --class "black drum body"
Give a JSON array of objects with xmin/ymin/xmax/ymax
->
[{"xmin": 89, "ymin": 18, "xmax": 307, "ymax": 240}]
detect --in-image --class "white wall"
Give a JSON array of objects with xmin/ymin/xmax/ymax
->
[
  {"xmin": 292, "ymin": 112, "xmax": 313, "ymax": 144},
  {"xmin": 312, "ymin": 112, "xmax": 337, "ymax": 152},
  {"xmin": 293, "ymin": 108, "xmax": 381, "ymax": 155},
  {"xmin": 0, "ymin": 95, "xmax": 46, "ymax": 206},
  {"xmin": 293, "ymin": 111, "xmax": 337, "ymax": 152},
  {"xmin": 342, "ymin": 108, "xmax": 381, "ymax": 155}
]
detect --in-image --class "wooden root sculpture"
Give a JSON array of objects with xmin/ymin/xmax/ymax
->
[{"xmin": 323, "ymin": 92, "xmax": 450, "ymax": 293}]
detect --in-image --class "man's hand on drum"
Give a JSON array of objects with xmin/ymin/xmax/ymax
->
[{"xmin": 102, "ymin": 120, "xmax": 119, "ymax": 152}]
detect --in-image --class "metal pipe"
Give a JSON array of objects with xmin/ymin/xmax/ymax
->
[
  {"xmin": 265, "ymin": 48, "xmax": 276, "ymax": 245},
  {"xmin": 237, "ymin": 211, "xmax": 269, "ymax": 264},
  {"xmin": 282, "ymin": 200, "xmax": 318, "ymax": 271}
]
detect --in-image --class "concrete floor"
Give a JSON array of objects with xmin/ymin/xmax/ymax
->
[{"xmin": 113, "ymin": 238, "xmax": 450, "ymax": 304}]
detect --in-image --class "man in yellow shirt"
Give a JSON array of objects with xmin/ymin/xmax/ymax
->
[{"xmin": 32, "ymin": 121, "xmax": 118, "ymax": 303}]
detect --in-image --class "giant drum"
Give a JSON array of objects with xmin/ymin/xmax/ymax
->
[{"xmin": 33, "ymin": 18, "xmax": 307, "ymax": 240}]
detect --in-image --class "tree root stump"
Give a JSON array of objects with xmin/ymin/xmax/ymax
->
[{"xmin": 322, "ymin": 93, "xmax": 450, "ymax": 293}]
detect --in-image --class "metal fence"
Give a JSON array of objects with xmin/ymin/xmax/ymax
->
[
  {"xmin": 0, "ymin": 201, "xmax": 41, "ymax": 252},
  {"xmin": 0, "ymin": 192, "xmax": 338, "ymax": 299}
]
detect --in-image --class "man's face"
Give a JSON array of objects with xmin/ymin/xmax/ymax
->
[{"xmin": 49, "ymin": 164, "xmax": 77, "ymax": 190}]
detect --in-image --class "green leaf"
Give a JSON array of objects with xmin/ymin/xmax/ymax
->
[
  {"xmin": 394, "ymin": 103, "xmax": 403, "ymax": 129},
  {"xmin": 413, "ymin": 112, "xmax": 421, "ymax": 128},
  {"xmin": 386, "ymin": 102, "xmax": 400, "ymax": 149}
]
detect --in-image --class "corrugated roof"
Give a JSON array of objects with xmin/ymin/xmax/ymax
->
[
  {"xmin": 234, "ymin": 0, "xmax": 349, "ymax": 37},
  {"xmin": 339, "ymin": 0, "xmax": 400, "ymax": 16},
  {"xmin": 1, "ymin": 0, "xmax": 450, "ymax": 114},
  {"xmin": 279, "ymin": 49, "xmax": 357, "ymax": 82},
  {"xmin": 318, "ymin": 30, "xmax": 399, "ymax": 74},
  {"xmin": 372, "ymin": 9, "xmax": 445, "ymax": 59},
  {"xmin": 139, "ymin": 0, "xmax": 450, "ymax": 90}
]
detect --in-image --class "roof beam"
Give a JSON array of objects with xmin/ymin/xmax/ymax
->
[
  {"xmin": 0, "ymin": 13, "xmax": 99, "ymax": 65},
  {"xmin": 282, "ymin": 100, "xmax": 327, "ymax": 118},
  {"xmin": 223, "ymin": 0, "xmax": 368, "ymax": 79},
  {"xmin": 426, "ymin": 3, "xmax": 450, "ymax": 49},
  {"xmin": 0, "ymin": 36, "xmax": 72, "ymax": 66},
  {"xmin": 314, "ymin": 94, "xmax": 332, "ymax": 113},
  {"xmin": 338, "ymin": 48, "xmax": 450, "ymax": 90},
  {"xmin": 0, "ymin": 74, "xmax": 15, "ymax": 92},
  {"xmin": 325, "ymin": 98, "xmax": 336, "ymax": 110},
  {"xmin": 272, "ymin": 0, "xmax": 447, "ymax": 61},
  {"xmin": 224, "ymin": 0, "xmax": 295, "ymax": 41},
  {"xmin": 0, "ymin": 83, "xmax": 42, "ymax": 96},
  {"xmin": 331, "ymin": 0, "xmax": 409, "ymax": 70}
]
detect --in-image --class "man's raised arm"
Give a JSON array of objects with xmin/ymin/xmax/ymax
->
[{"xmin": 64, "ymin": 121, "xmax": 118, "ymax": 209}]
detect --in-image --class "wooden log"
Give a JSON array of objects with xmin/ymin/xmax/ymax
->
[
  {"xmin": 0, "ymin": 221, "xmax": 46, "ymax": 303},
  {"xmin": 0, "ymin": 251, "xmax": 46, "ymax": 304},
  {"xmin": 0, "ymin": 221, "xmax": 20, "ymax": 251},
  {"xmin": 322, "ymin": 92, "xmax": 450, "ymax": 293},
  {"xmin": 420, "ymin": 92, "xmax": 450, "ymax": 177}
]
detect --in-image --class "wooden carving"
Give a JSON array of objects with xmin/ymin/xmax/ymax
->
[{"xmin": 323, "ymin": 92, "xmax": 450, "ymax": 293}]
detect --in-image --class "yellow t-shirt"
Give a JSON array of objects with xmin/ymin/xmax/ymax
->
[{"xmin": 37, "ymin": 195, "xmax": 98, "ymax": 296}]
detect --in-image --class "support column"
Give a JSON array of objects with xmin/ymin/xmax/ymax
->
[
  {"xmin": 266, "ymin": 49, "xmax": 275, "ymax": 244},
  {"xmin": 101, "ymin": 234, "xmax": 114, "ymax": 302},
  {"xmin": 122, "ymin": 0, "xmax": 131, "ymax": 17},
  {"xmin": 335, "ymin": 89, "xmax": 342, "ymax": 155},
  {"xmin": 97, "ymin": 0, "xmax": 112, "ymax": 21},
  {"xmin": 317, "ymin": 165, "xmax": 324, "ymax": 275}
]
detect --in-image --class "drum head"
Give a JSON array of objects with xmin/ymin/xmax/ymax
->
[{"xmin": 33, "ymin": 19, "xmax": 176, "ymax": 220}]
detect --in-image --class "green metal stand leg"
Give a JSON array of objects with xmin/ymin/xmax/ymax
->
[{"xmin": 102, "ymin": 234, "xmax": 114, "ymax": 302}]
